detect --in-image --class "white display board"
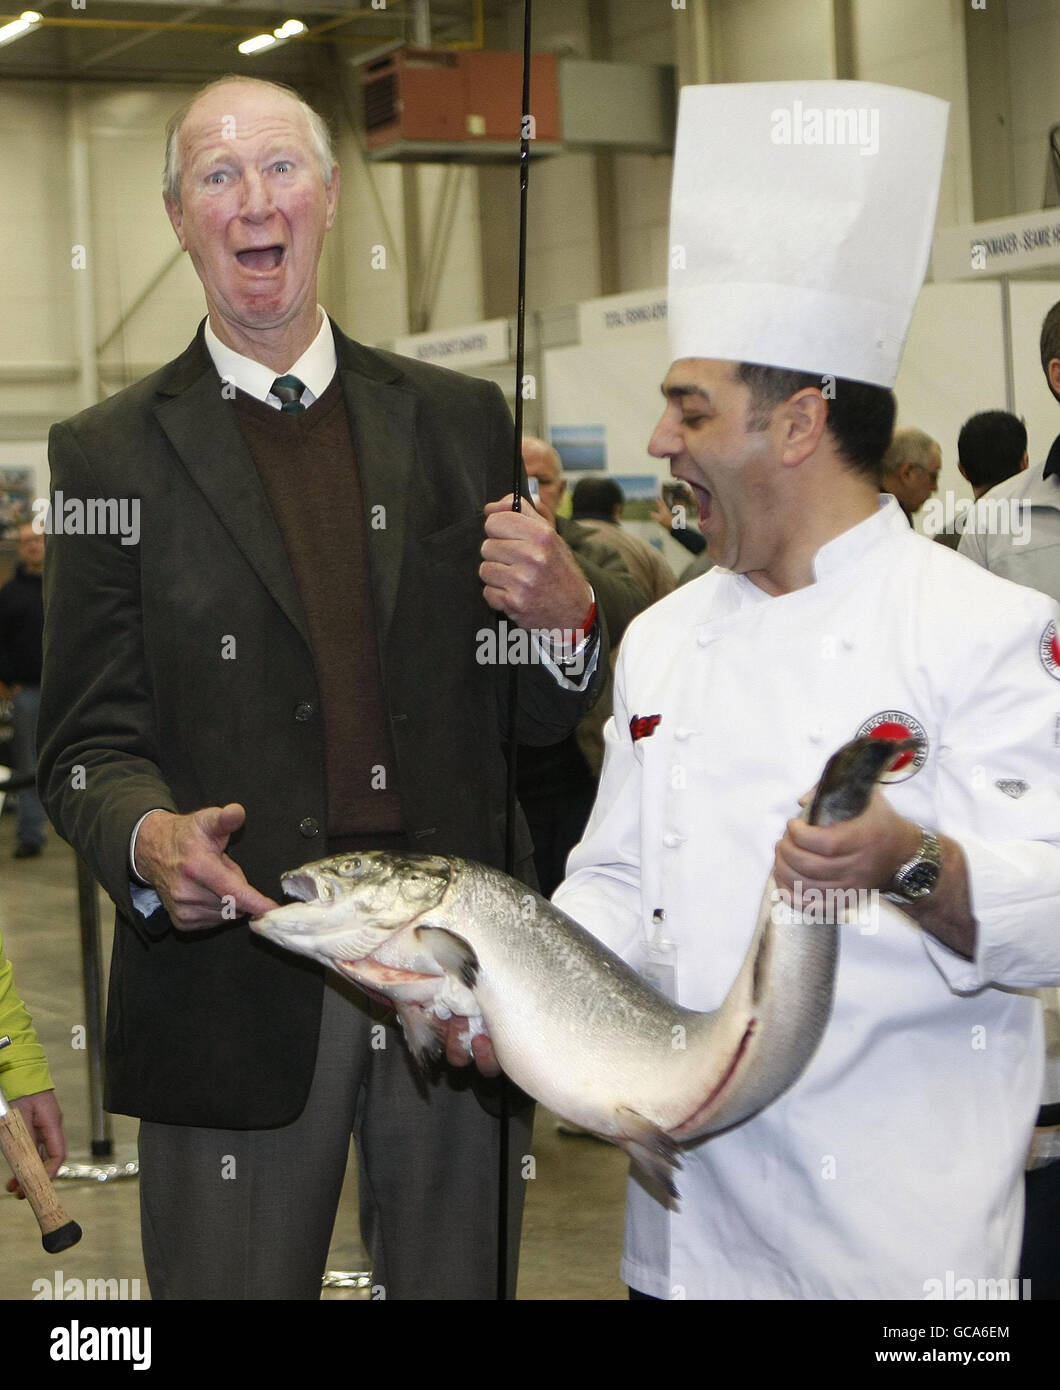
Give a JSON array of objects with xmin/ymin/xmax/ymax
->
[{"xmin": 892, "ymin": 280, "xmax": 1008, "ymax": 533}]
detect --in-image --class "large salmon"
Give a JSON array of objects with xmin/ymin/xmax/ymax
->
[{"xmin": 251, "ymin": 736, "xmax": 912, "ymax": 1193}]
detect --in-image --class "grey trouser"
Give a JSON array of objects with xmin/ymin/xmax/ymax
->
[{"xmin": 139, "ymin": 976, "xmax": 531, "ymax": 1300}]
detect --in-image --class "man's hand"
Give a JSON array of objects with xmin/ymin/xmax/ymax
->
[
  {"xmin": 650, "ymin": 497, "xmax": 673, "ymax": 530},
  {"xmin": 773, "ymin": 787, "xmax": 976, "ymax": 958},
  {"xmin": 481, "ymin": 496, "xmax": 593, "ymax": 633},
  {"xmin": 773, "ymin": 787, "xmax": 920, "ymax": 899},
  {"xmin": 443, "ymin": 1017, "xmax": 499, "ymax": 1077},
  {"xmin": 7, "ymin": 1089, "xmax": 66, "ymax": 1198},
  {"xmin": 134, "ymin": 803, "xmax": 278, "ymax": 931}
]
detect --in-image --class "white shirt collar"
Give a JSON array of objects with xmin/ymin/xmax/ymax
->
[
  {"xmin": 203, "ymin": 308, "xmax": 337, "ymax": 409},
  {"xmin": 735, "ymin": 494, "xmax": 906, "ymax": 605}
]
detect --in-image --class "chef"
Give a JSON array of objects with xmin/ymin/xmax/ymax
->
[{"xmin": 552, "ymin": 82, "xmax": 1060, "ymax": 1300}]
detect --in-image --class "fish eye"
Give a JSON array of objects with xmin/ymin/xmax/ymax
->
[{"xmin": 337, "ymin": 857, "xmax": 361, "ymax": 875}]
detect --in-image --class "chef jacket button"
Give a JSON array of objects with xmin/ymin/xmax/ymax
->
[
  {"xmin": 298, "ymin": 817, "xmax": 320, "ymax": 838},
  {"xmin": 808, "ymin": 727, "xmax": 824, "ymax": 743},
  {"xmin": 696, "ymin": 632, "xmax": 710, "ymax": 647},
  {"xmin": 662, "ymin": 832, "xmax": 684, "ymax": 848},
  {"xmin": 293, "ymin": 701, "xmax": 315, "ymax": 722},
  {"xmin": 675, "ymin": 726, "xmax": 692, "ymax": 741},
  {"xmin": 841, "ymin": 636, "xmax": 856, "ymax": 651}
]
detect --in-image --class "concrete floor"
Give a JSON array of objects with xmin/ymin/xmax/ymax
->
[{"xmin": 0, "ymin": 805, "xmax": 630, "ymax": 1301}]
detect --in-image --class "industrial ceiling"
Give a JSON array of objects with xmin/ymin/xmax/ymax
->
[{"xmin": 0, "ymin": 1, "xmax": 504, "ymax": 84}]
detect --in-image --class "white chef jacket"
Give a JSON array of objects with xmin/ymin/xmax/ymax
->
[
  {"xmin": 554, "ymin": 496, "xmax": 1060, "ymax": 1300},
  {"xmin": 958, "ymin": 453, "xmax": 1060, "ymax": 606}
]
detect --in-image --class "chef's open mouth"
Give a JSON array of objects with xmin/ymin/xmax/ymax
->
[
  {"xmin": 688, "ymin": 482, "xmax": 712, "ymax": 522},
  {"xmin": 235, "ymin": 245, "xmax": 285, "ymax": 271}
]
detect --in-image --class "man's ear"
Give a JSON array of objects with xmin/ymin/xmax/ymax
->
[
  {"xmin": 777, "ymin": 388, "xmax": 828, "ymax": 468},
  {"xmin": 325, "ymin": 165, "xmax": 340, "ymax": 230},
  {"xmin": 1049, "ymin": 357, "xmax": 1060, "ymax": 399},
  {"xmin": 164, "ymin": 194, "xmax": 186, "ymax": 250},
  {"xmin": 957, "ymin": 460, "xmax": 968, "ymax": 482}
]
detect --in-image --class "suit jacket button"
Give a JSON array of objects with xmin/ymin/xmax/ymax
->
[
  {"xmin": 294, "ymin": 701, "xmax": 315, "ymax": 722},
  {"xmin": 299, "ymin": 817, "xmax": 320, "ymax": 838}
]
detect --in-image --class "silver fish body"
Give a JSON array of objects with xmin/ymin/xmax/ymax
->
[{"xmin": 250, "ymin": 736, "xmax": 913, "ymax": 1190}]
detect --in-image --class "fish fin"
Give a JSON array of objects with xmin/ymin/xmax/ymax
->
[
  {"xmin": 395, "ymin": 1004, "xmax": 447, "ymax": 1071},
  {"xmin": 615, "ymin": 1107, "xmax": 682, "ymax": 1200},
  {"xmin": 414, "ymin": 926, "xmax": 479, "ymax": 988}
]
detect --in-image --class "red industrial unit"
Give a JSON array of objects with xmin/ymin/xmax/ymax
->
[{"xmin": 361, "ymin": 47, "xmax": 562, "ymax": 161}]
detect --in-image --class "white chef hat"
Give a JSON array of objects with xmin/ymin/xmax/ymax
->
[{"xmin": 668, "ymin": 81, "xmax": 949, "ymax": 387}]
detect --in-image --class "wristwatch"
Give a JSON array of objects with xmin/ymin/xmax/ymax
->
[{"xmin": 884, "ymin": 825, "xmax": 942, "ymax": 904}]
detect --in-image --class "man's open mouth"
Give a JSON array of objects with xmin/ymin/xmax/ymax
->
[
  {"xmin": 235, "ymin": 245, "xmax": 285, "ymax": 271},
  {"xmin": 688, "ymin": 482, "xmax": 712, "ymax": 524}
]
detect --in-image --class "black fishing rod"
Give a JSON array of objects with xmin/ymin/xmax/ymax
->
[{"xmin": 498, "ymin": 0, "xmax": 534, "ymax": 1305}]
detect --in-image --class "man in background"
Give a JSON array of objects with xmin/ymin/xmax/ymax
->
[
  {"xmin": 571, "ymin": 476, "xmax": 676, "ymax": 604},
  {"xmin": 880, "ymin": 426, "xmax": 941, "ymax": 522},
  {"xmin": 932, "ymin": 410, "xmax": 1027, "ymax": 550},
  {"xmin": 0, "ymin": 521, "xmax": 45, "ymax": 857},
  {"xmin": 959, "ymin": 302, "xmax": 1060, "ymax": 605}
]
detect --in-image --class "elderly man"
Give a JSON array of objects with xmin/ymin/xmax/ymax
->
[
  {"xmin": 880, "ymin": 426, "xmax": 942, "ymax": 522},
  {"xmin": 37, "ymin": 76, "xmax": 603, "ymax": 1301},
  {"xmin": 548, "ymin": 82, "xmax": 1060, "ymax": 1299}
]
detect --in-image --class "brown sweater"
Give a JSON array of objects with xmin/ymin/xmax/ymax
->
[{"xmin": 233, "ymin": 379, "xmax": 403, "ymax": 836}]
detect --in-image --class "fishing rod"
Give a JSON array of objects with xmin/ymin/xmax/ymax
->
[{"xmin": 498, "ymin": 0, "xmax": 533, "ymax": 1305}]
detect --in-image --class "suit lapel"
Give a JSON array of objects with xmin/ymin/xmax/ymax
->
[
  {"xmin": 152, "ymin": 331, "xmax": 312, "ymax": 650},
  {"xmin": 333, "ymin": 329, "xmax": 417, "ymax": 649}
]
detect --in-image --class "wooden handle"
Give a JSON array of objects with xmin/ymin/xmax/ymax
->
[{"xmin": 0, "ymin": 1104, "xmax": 82, "ymax": 1252}]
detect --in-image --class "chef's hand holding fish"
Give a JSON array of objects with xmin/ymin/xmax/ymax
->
[
  {"xmin": 134, "ymin": 803, "xmax": 278, "ymax": 931},
  {"xmin": 775, "ymin": 785, "xmax": 975, "ymax": 960}
]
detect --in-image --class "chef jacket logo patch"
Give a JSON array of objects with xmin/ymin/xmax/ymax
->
[
  {"xmin": 1039, "ymin": 621, "xmax": 1060, "ymax": 681},
  {"xmin": 855, "ymin": 711, "xmax": 928, "ymax": 782},
  {"xmin": 995, "ymin": 779, "xmax": 1029, "ymax": 799},
  {"xmin": 630, "ymin": 714, "xmax": 662, "ymax": 742}
]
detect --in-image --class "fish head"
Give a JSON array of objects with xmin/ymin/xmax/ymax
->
[
  {"xmin": 808, "ymin": 736, "xmax": 921, "ymax": 826},
  {"xmin": 249, "ymin": 851, "xmax": 454, "ymax": 966}
]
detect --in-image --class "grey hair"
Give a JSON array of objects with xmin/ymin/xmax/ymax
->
[
  {"xmin": 881, "ymin": 426, "xmax": 938, "ymax": 477},
  {"xmin": 163, "ymin": 75, "xmax": 335, "ymax": 204}
]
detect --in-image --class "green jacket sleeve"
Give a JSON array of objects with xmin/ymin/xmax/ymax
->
[{"xmin": 0, "ymin": 929, "xmax": 54, "ymax": 1101}]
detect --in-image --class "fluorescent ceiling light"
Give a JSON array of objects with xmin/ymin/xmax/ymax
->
[
  {"xmin": 0, "ymin": 10, "xmax": 42, "ymax": 49},
  {"xmin": 238, "ymin": 18, "xmax": 306, "ymax": 56}
]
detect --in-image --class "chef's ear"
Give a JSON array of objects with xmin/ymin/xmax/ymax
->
[{"xmin": 776, "ymin": 387, "xmax": 828, "ymax": 470}]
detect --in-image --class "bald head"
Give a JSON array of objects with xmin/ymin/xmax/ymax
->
[
  {"xmin": 163, "ymin": 76, "xmax": 335, "ymax": 206},
  {"xmin": 521, "ymin": 436, "xmax": 566, "ymax": 513}
]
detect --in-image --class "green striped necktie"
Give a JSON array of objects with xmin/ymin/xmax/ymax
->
[{"xmin": 271, "ymin": 374, "xmax": 307, "ymax": 414}]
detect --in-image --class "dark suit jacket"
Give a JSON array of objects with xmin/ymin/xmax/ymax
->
[{"xmin": 38, "ymin": 321, "xmax": 601, "ymax": 1127}]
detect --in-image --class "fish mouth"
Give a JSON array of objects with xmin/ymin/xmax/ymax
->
[
  {"xmin": 280, "ymin": 870, "xmax": 323, "ymax": 902},
  {"xmin": 235, "ymin": 244, "xmax": 285, "ymax": 272}
]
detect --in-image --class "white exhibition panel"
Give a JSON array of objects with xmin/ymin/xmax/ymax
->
[
  {"xmin": 893, "ymin": 280, "xmax": 1007, "ymax": 533},
  {"xmin": 1009, "ymin": 281, "xmax": 1060, "ymax": 467},
  {"xmin": 542, "ymin": 330, "xmax": 694, "ymax": 574}
]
